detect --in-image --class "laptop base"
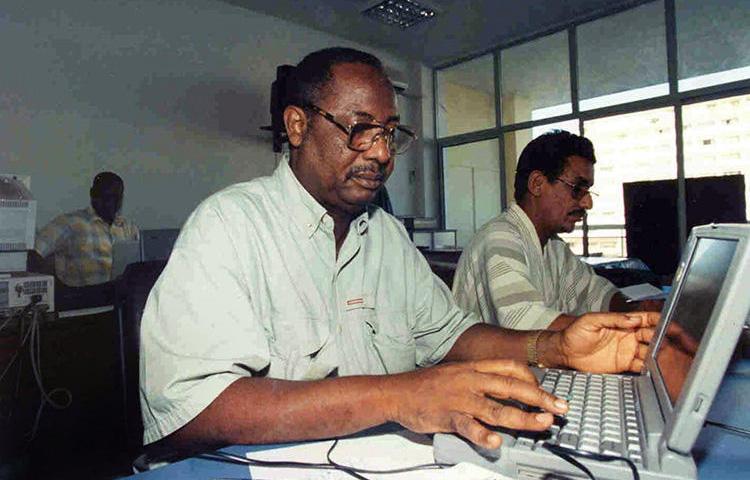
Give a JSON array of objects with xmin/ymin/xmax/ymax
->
[{"xmin": 433, "ymin": 431, "xmax": 696, "ymax": 480}]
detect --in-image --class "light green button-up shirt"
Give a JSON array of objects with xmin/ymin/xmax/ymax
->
[{"xmin": 139, "ymin": 157, "xmax": 479, "ymax": 444}]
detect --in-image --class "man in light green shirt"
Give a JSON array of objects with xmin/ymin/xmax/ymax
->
[{"xmin": 140, "ymin": 48, "xmax": 658, "ymax": 455}]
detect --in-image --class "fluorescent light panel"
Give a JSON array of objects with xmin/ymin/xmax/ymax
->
[{"xmin": 363, "ymin": 0, "xmax": 436, "ymax": 29}]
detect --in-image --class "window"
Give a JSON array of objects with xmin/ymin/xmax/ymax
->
[
  {"xmin": 683, "ymin": 93, "xmax": 750, "ymax": 218},
  {"xmin": 436, "ymin": 54, "xmax": 495, "ymax": 138},
  {"xmin": 583, "ymin": 107, "xmax": 676, "ymax": 257},
  {"xmin": 676, "ymin": 0, "xmax": 750, "ymax": 91},
  {"xmin": 501, "ymin": 31, "xmax": 571, "ymax": 125},
  {"xmin": 434, "ymin": 0, "xmax": 750, "ymax": 269},
  {"xmin": 577, "ymin": 1, "xmax": 668, "ymax": 110},
  {"xmin": 443, "ymin": 139, "xmax": 502, "ymax": 247}
]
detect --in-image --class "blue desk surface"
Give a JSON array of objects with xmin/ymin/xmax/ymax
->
[{"xmin": 127, "ymin": 365, "xmax": 750, "ymax": 479}]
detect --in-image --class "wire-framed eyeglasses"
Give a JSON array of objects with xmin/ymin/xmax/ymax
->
[
  {"xmin": 555, "ymin": 177, "xmax": 598, "ymax": 200},
  {"xmin": 305, "ymin": 104, "xmax": 416, "ymax": 155}
]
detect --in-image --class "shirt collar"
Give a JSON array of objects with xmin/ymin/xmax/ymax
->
[
  {"xmin": 275, "ymin": 154, "xmax": 370, "ymax": 238},
  {"xmin": 86, "ymin": 205, "xmax": 125, "ymax": 227},
  {"xmin": 508, "ymin": 203, "xmax": 544, "ymax": 255}
]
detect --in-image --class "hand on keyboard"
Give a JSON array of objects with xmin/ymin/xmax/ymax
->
[{"xmin": 386, "ymin": 359, "xmax": 569, "ymax": 450}]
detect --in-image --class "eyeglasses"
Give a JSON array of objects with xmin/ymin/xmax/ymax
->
[
  {"xmin": 305, "ymin": 104, "xmax": 416, "ymax": 154},
  {"xmin": 555, "ymin": 177, "xmax": 598, "ymax": 200}
]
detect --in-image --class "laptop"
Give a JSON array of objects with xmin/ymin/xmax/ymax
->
[
  {"xmin": 434, "ymin": 223, "xmax": 750, "ymax": 480},
  {"xmin": 111, "ymin": 239, "xmax": 143, "ymax": 280}
]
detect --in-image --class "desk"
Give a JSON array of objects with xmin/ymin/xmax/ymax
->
[
  {"xmin": 57, "ymin": 304, "xmax": 114, "ymax": 318},
  {"xmin": 125, "ymin": 363, "xmax": 750, "ymax": 479}
]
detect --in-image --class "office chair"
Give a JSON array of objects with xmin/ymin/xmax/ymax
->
[{"xmin": 114, "ymin": 260, "xmax": 167, "ymax": 455}]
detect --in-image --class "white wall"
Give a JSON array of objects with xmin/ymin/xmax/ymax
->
[{"xmin": 0, "ymin": 0, "xmax": 429, "ymax": 229}]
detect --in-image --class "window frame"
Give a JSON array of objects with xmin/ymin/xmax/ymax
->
[{"xmin": 434, "ymin": 0, "xmax": 750, "ymax": 257}]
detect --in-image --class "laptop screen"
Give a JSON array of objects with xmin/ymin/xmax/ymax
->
[{"xmin": 655, "ymin": 237, "xmax": 738, "ymax": 405}]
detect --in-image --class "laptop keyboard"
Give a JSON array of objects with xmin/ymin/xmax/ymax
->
[{"xmin": 513, "ymin": 369, "xmax": 645, "ymax": 465}]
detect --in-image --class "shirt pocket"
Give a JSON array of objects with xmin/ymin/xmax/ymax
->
[
  {"xmin": 267, "ymin": 309, "xmax": 331, "ymax": 380},
  {"xmin": 363, "ymin": 308, "xmax": 416, "ymax": 374}
]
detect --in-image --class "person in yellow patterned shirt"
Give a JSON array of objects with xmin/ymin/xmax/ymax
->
[{"xmin": 32, "ymin": 172, "xmax": 139, "ymax": 287}]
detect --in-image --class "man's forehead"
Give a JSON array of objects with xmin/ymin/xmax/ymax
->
[
  {"xmin": 324, "ymin": 63, "xmax": 397, "ymax": 117},
  {"xmin": 564, "ymin": 155, "xmax": 594, "ymax": 182}
]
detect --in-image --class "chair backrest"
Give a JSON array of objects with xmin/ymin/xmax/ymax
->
[{"xmin": 115, "ymin": 260, "xmax": 167, "ymax": 452}]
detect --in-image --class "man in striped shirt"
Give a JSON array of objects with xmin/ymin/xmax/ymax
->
[
  {"xmin": 32, "ymin": 172, "xmax": 139, "ymax": 287},
  {"xmin": 453, "ymin": 131, "xmax": 646, "ymax": 331}
]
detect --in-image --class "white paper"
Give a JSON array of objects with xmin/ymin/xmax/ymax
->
[
  {"xmin": 620, "ymin": 282, "xmax": 666, "ymax": 302},
  {"xmin": 245, "ymin": 431, "xmax": 510, "ymax": 479}
]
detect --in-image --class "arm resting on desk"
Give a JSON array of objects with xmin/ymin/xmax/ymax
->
[
  {"xmin": 152, "ymin": 315, "xmax": 657, "ymax": 456},
  {"xmin": 154, "ymin": 362, "xmax": 567, "ymax": 454}
]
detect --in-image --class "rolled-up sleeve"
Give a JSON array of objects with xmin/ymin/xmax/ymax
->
[
  {"xmin": 411, "ymin": 245, "xmax": 480, "ymax": 367},
  {"xmin": 139, "ymin": 199, "xmax": 270, "ymax": 445}
]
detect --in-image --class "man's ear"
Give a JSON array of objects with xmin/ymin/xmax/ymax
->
[
  {"xmin": 284, "ymin": 105, "xmax": 308, "ymax": 148},
  {"xmin": 527, "ymin": 170, "xmax": 546, "ymax": 197}
]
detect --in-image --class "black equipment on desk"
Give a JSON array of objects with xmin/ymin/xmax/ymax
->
[{"xmin": 623, "ymin": 174, "xmax": 746, "ymax": 276}]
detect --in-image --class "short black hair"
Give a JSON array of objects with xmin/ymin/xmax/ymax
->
[
  {"xmin": 286, "ymin": 47, "xmax": 389, "ymax": 109},
  {"xmin": 91, "ymin": 171, "xmax": 123, "ymax": 192},
  {"xmin": 513, "ymin": 130, "xmax": 596, "ymax": 203}
]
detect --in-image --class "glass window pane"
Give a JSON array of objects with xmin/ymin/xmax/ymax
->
[
  {"xmin": 676, "ymin": 0, "xmax": 750, "ymax": 91},
  {"xmin": 583, "ymin": 107, "xmax": 676, "ymax": 257},
  {"xmin": 683, "ymin": 93, "xmax": 750, "ymax": 219},
  {"xmin": 577, "ymin": 1, "xmax": 668, "ymax": 111},
  {"xmin": 436, "ymin": 54, "xmax": 496, "ymax": 138},
  {"xmin": 443, "ymin": 139, "xmax": 501, "ymax": 247},
  {"xmin": 501, "ymin": 31, "xmax": 571, "ymax": 125}
]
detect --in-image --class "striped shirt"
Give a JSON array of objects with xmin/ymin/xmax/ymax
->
[
  {"xmin": 452, "ymin": 204, "xmax": 617, "ymax": 330},
  {"xmin": 139, "ymin": 156, "xmax": 478, "ymax": 444},
  {"xmin": 35, "ymin": 207, "xmax": 140, "ymax": 287}
]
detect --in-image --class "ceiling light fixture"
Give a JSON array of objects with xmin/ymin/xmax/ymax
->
[{"xmin": 362, "ymin": 0, "xmax": 437, "ymax": 30}]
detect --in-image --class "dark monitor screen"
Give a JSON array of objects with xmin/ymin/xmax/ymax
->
[
  {"xmin": 623, "ymin": 174, "xmax": 746, "ymax": 276},
  {"xmin": 141, "ymin": 228, "xmax": 180, "ymax": 262},
  {"xmin": 655, "ymin": 237, "xmax": 738, "ymax": 404}
]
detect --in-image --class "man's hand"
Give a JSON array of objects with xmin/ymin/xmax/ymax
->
[
  {"xmin": 547, "ymin": 312, "xmax": 660, "ymax": 374},
  {"xmin": 386, "ymin": 360, "xmax": 568, "ymax": 450}
]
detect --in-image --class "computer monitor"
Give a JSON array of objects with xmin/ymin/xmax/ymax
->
[
  {"xmin": 623, "ymin": 174, "xmax": 746, "ymax": 276},
  {"xmin": 140, "ymin": 228, "xmax": 180, "ymax": 262},
  {"xmin": 111, "ymin": 240, "xmax": 142, "ymax": 280},
  {"xmin": 0, "ymin": 174, "xmax": 36, "ymax": 253}
]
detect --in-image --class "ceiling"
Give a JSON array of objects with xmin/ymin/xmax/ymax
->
[{"xmin": 222, "ymin": 0, "xmax": 641, "ymax": 67}]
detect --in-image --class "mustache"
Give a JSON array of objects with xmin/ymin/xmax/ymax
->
[{"xmin": 346, "ymin": 163, "xmax": 385, "ymax": 180}]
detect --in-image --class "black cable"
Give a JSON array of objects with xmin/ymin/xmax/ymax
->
[
  {"xmin": 325, "ymin": 438, "xmax": 451, "ymax": 474},
  {"xmin": 199, "ymin": 438, "xmax": 451, "ymax": 478},
  {"xmin": 543, "ymin": 443, "xmax": 640, "ymax": 480},
  {"xmin": 326, "ymin": 439, "xmax": 370, "ymax": 480},
  {"xmin": 704, "ymin": 420, "xmax": 750, "ymax": 439},
  {"xmin": 544, "ymin": 444, "xmax": 594, "ymax": 479}
]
